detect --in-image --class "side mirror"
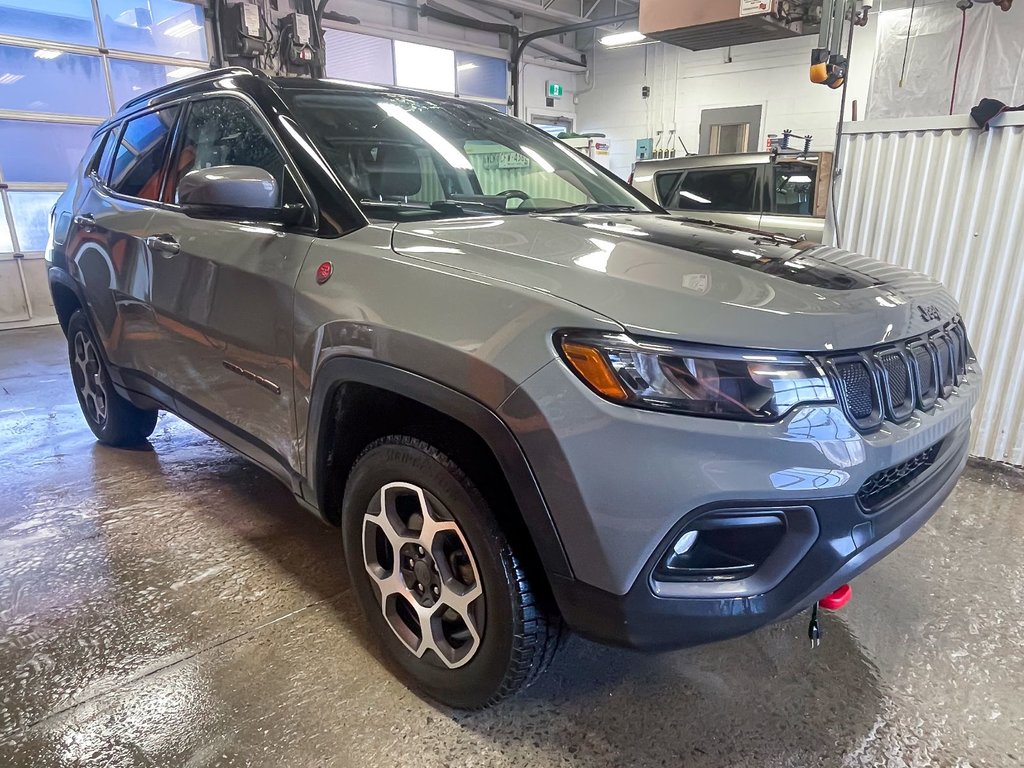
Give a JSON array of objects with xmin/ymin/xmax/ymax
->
[{"xmin": 178, "ymin": 165, "xmax": 305, "ymax": 225}]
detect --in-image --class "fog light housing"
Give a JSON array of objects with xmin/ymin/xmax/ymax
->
[{"xmin": 656, "ymin": 511, "xmax": 788, "ymax": 583}]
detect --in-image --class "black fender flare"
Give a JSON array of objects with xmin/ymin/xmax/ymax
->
[{"xmin": 305, "ymin": 356, "xmax": 573, "ymax": 581}]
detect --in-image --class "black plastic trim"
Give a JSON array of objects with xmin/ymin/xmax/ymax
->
[{"xmin": 306, "ymin": 356, "xmax": 573, "ymax": 581}]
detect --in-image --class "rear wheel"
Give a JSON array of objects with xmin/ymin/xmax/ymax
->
[
  {"xmin": 342, "ymin": 436, "xmax": 560, "ymax": 709},
  {"xmin": 67, "ymin": 310, "xmax": 158, "ymax": 446}
]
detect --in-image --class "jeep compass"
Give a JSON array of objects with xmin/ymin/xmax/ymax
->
[{"xmin": 46, "ymin": 68, "xmax": 981, "ymax": 708}]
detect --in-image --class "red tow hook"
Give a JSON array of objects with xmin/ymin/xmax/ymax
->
[
  {"xmin": 819, "ymin": 583, "xmax": 852, "ymax": 611},
  {"xmin": 808, "ymin": 584, "xmax": 851, "ymax": 648}
]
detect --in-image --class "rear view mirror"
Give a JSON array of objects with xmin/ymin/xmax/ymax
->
[{"xmin": 178, "ymin": 165, "xmax": 305, "ymax": 225}]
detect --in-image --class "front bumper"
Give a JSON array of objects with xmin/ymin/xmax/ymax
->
[
  {"xmin": 549, "ymin": 421, "xmax": 969, "ymax": 649},
  {"xmin": 500, "ymin": 357, "xmax": 980, "ymax": 650}
]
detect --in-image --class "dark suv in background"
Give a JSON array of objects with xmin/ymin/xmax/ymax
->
[{"xmin": 47, "ymin": 68, "xmax": 980, "ymax": 708}]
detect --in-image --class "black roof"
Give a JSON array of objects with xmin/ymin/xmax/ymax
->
[{"xmin": 112, "ymin": 66, "xmax": 493, "ymax": 127}]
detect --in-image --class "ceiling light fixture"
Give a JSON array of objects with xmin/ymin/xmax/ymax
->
[
  {"xmin": 0, "ymin": 73, "xmax": 24, "ymax": 85},
  {"xmin": 457, "ymin": 62, "xmax": 478, "ymax": 71},
  {"xmin": 33, "ymin": 49, "xmax": 64, "ymax": 60},
  {"xmin": 599, "ymin": 30, "xmax": 648, "ymax": 47},
  {"xmin": 163, "ymin": 19, "xmax": 201, "ymax": 38}
]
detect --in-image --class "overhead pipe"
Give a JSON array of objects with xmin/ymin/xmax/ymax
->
[{"xmin": 510, "ymin": 11, "xmax": 638, "ymax": 117}]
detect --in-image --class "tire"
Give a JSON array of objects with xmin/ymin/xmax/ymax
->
[
  {"xmin": 342, "ymin": 435, "xmax": 561, "ymax": 709},
  {"xmin": 67, "ymin": 310, "xmax": 158, "ymax": 447}
]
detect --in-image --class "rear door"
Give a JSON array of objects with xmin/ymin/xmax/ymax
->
[
  {"xmin": 68, "ymin": 106, "xmax": 180, "ymax": 375},
  {"xmin": 138, "ymin": 94, "xmax": 315, "ymax": 474},
  {"xmin": 658, "ymin": 164, "xmax": 764, "ymax": 232}
]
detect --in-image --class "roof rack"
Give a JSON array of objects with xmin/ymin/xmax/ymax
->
[{"xmin": 117, "ymin": 66, "xmax": 262, "ymax": 113}]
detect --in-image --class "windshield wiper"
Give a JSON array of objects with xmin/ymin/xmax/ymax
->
[
  {"xmin": 535, "ymin": 203, "xmax": 641, "ymax": 214},
  {"xmin": 677, "ymin": 216, "xmax": 802, "ymax": 245},
  {"xmin": 434, "ymin": 199, "xmax": 517, "ymax": 216}
]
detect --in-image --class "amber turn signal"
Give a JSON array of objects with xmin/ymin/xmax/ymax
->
[{"xmin": 560, "ymin": 341, "xmax": 629, "ymax": 402}]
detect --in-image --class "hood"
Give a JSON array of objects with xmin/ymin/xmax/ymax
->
[{"xmin": 391, "ymin": 214, "xmax": 959, "ymax": 352}]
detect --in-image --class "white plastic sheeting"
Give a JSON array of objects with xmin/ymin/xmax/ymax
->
[
  {"xmin": 832, "ymin": 112, "xmax": 1024, "ymax": 465},
  {"xmin": 869, "ymin": 3, "xmax": 1024, "ymax": 120}
]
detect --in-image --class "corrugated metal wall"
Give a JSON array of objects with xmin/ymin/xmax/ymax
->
[{"xmin": 833, "ymin": 113, "xmax": 1024, "ymax": 466}]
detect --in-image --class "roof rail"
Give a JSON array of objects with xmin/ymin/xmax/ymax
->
[{"xmin": 117, "ymin": 66, "xmax": 260, "ymax": 113}]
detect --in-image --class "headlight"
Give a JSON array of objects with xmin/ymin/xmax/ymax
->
[{"xmin": 556, "ymin": 331, "xmax": 835, "ymax": 421}]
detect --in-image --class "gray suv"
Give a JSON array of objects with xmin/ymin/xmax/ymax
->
[{"xmin": 47, "ymin": 68, "xmax": 981, "ymax": 709}]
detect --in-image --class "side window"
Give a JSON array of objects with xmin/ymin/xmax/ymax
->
[
  {"xmin": 110, "ymin": 107, "xmax": 180, "ymax": 200},
  {"xmin": 672, "ymin": 167, "xmax": 758, "ymax": 213},
  {"xmin": 168, "ymin": 98, "xmax": 292, "ymax": 205},
  {"xmin": 95, "ymin": 127, "xmax": 119, "ymax": 183},
  {"xmin": 654, "ymin": 172, "xmax": 681, "ymax": 206},
  {"xmin": 79, "ymin": 131, "xmax": 107, "ymax": 178},
  {"xmin": 773, "ymin": 162, "xmax": 817, "ymax": 215}
]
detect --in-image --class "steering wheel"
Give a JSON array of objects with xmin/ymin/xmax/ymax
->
[{"xmin": 498, "ymin": 189, "xmax": 531, "ymax": 205}]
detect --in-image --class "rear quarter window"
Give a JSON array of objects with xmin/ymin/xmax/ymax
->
[
  {"xmin": 109, "ymin": 106, "xmax": 180, "ymax": 200},
  {"xmin": 654, "ymin": 172, "xmax": 681, "ymax": 205}
]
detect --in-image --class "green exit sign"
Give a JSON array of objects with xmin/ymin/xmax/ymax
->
[{"xmin": 546, "ymin": 82, "xmax": 564, "ymax": 99}]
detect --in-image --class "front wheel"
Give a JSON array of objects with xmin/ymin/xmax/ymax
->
[
  {"xmin": 342, "ymin": 436, "xmax": 560, "ymax": 709},
  {"xmin": 67, "ymin": 310, "xmax": 158, "ymax": 446}
]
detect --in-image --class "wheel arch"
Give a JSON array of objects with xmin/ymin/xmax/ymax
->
[
  {"xmin": 49, "ymin": 268, "xmax": 84, "ymax": 335},
  {"xmin": 306, "ymin": 357, "xmax": 573, "ymax": 584}
]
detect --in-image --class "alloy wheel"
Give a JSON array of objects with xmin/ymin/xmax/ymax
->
[
  {"xmin": 362, "ymin": 482, "xmax": 485, "ymax": 669},
  {"xmin": 72, "ymin": 331, "xmax": 107, "ymax": 425}
]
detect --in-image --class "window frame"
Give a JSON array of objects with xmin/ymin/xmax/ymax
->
[
  {"xmin": 768, "ymin": 159, "xmax": 821, "ymax": 219},
  {"xmin": 659, "ymin": 165, "xmax": 767, "ymax": 215},
  {"xmin": 87, "ymin": 91, "xmax": 317, "ymax": 231},
  {"xmin": 160, "ymin": 92, "xmax": 318, "ymax": 229},
  {"xmin": 105, "ymin": 103, "xmax": 182, "ymax": 203}
]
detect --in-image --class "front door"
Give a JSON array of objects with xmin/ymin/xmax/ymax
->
[{"xmin": 137, "ymin": 95, "xmax": 314, "ymax": 474}]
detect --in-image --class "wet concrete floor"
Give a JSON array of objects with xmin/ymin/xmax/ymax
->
[{"xmin": 1, "ymin": 324, "xmax": 1022, "ymax": 767}]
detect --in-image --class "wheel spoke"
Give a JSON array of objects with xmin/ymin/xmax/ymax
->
[{"xmin": 361, "ymin": 480, "xmax": 487, "ymax": 669}]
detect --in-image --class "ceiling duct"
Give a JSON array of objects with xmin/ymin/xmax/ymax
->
[{"xmin": 640, "ymin": 0, "xmax": 817, "ymax": 51}]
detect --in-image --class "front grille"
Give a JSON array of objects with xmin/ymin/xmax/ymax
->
[
  {"xmin": 823, "ymin": 318, "xmax": 971, "ymax": 432},
  {"xmin": 834, "ymin": 360, "xmax": 875, "ymax": 419},
  {"xmin": 858, "ymin": 443, "xmax": 942, "ymax": 510}
]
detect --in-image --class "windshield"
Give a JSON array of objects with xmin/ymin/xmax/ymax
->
[{"xmin": 282, "ymin": 89, "xmax": 655, "ymax": 222}]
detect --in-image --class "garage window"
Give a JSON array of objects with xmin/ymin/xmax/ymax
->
[
  {"xmin": 323, "ymin": 29, "xmax": 395, "ymax": 86},
  {"xmin": 0, "ymin": 44, "xmax": 108, "ymax": 116},
  {"xmin": 0, "ymin": 0, "xmax": 99, "ymax": 47},
  {"xmin": 0, "ymin": 121, "xmax": 96, "ymax": 183}
]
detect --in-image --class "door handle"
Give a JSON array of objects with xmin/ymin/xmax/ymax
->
[
  {"xmin": 73, "ymin": 213, "xmax": 96, "ymax": 231},
  {"xmin": 145, "ymin": 234, "xmax": 180, "ymax": 256}
]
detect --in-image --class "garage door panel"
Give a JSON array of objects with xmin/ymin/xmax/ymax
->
[{"xmin": 0, "ymin": 260, "xmax": 30, "ymax": 324}]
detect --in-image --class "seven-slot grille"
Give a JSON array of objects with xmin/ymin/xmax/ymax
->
[{"xmin": 822, "ymin": 318, "xmax": 972, "ymax": 432}]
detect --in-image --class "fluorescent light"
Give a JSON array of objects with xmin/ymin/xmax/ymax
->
[
  {"xmin": 33, "ymin": 49, "xmax": 64, "ymax": 60},
  {"xmin": 164, "ymin": 19, "xmax": 201, "ymax": 38},
  {"xmin": 680, "ymin": 190, "xmax": 711, "ymax": 204},
  {"xmin": 167, "ymin": 66, "xmax": 203, "ymax": 80},
  {"xmin": 600, "ymin": 31, "xmax": 647, "ymax": 47},
  {"xmin": 457, "ymin": 62, "xmax": 478, "ymax": 71},
  {"xmin": 0, "ymin": 73, "xmax": 24, "ymax": 85},
  {"xmin": 520, "ymin": 145, "xmax": 554, "ymax": 173},
  {"xmin": 788, "ymin": 175, "xmax": 813, "ymax": 184},
  {"xmin": 377, "ymin": 101, "xmax": 473, "ymax": 170}
]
